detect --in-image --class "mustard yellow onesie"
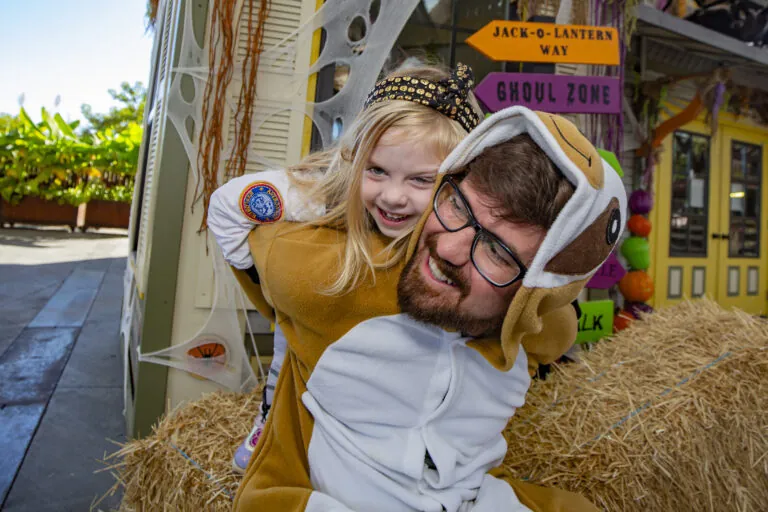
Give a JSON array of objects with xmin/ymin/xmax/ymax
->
[{"xmin": 227, "ymin": 107, "xmax": 627, "ymax": 512}]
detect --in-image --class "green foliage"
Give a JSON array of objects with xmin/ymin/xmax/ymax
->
[
  {"xmin": 0, "ymin": 106, "xmax": 142, "ymax": 206},
  {"xmin": 81, "ymin": 81, "xmax": 146, "ymax": 135}
]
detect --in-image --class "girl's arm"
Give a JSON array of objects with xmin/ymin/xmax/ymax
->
[{"xmin": 208, "ymin": 170, "xmax": 325, "ymax": 270}]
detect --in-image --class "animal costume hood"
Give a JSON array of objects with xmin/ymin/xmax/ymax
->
[{"xmin": 425, "ymin": 106, "xmax": 628, "ymax": 373}]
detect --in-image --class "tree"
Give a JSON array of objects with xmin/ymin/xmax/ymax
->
[
  {"xmin": 0, "ymin": 113, "xmax": 19, "ymax": 131},
  {"xmin": 81, "ymin": 81, "xmax": 147, "ymax": 135}
]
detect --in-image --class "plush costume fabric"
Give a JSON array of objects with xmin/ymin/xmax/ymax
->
[
  {"xmin": 231, "ymin": 224, "xmax": 593, "ymax": 512},
  {"xmin": 209, "ymin": 106, "xmax": 626, "ymax": 511}
]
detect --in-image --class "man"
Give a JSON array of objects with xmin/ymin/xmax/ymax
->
[{"xmin": 230, "ymin": 107, "xmax": 627, "ymax": 511}]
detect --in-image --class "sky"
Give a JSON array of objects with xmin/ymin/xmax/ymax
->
[{"xmin": 0, "ymin": 0, "xmax": 154, "ymax": 124}]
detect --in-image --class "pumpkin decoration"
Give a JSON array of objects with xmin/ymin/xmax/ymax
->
[
  {"xmin": 619, "ymin": 270, "xmax": 654, "ymax": 303},
  {"xmin": 628, "ymin": 189, "xmax": 653, "ymax": 215},
  {"xmin": 186, "ymin": 340, "xmax": 229, "ymax": 380},
  {"xmin": 621, "ymin": 236, "xmax": 651, "ymax": 270},
  {"xmin": 627, "ymin": 214, "xmax": 652, "ymax": 237},
  {"xmin": 613, "ymin": 310, "xmax": 634, "ymax": 332},
  {"xmin": 187, "ymin": 342, "xmax": 227, "ymax": 359}
]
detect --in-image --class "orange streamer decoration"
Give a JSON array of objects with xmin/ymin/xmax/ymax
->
[
  {"xmin": 636, "ymin": 92, "xmax": 704, "ymax": 157},
  {"xmin": 196, "ymin": 0, "xmax": 271, "ymax": 232}
]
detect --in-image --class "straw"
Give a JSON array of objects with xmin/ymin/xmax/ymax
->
[
  {"xmin": 106, "ymin": 299, "xmax": 767, "ymax": 511},
  {"xmin": 101, "ymin": 389, "xmax": 260, "ymax": 511},
  {"xmin": 503, "ymin": 298, "xmax": 768, "ymax": 511}
]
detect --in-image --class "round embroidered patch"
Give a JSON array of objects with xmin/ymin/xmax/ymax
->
[{"xmin": 239, "ymin": 182, "xmax": 284, "ymax": 223}]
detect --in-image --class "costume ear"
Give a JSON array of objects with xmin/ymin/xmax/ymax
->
[
  {"xmin": 544, "ymin": 197, "xmax": 621, "ymax": 275},
  {"xmin": 535, "ymin": 113, "xmax": 603, "ymax": 189}
]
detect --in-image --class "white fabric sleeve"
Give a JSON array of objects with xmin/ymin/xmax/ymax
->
[
  {"xmin": 207, "ymin": 170, "xmax": 326, "ymax": 269},
  {"xmin": 306, "ymin": 491, "xmax": 357, "ymax": 512}
]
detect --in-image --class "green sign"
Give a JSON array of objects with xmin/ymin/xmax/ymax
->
[{"xmin": 575, "ymin": 300, "xmax": 614, "ymax": 343}]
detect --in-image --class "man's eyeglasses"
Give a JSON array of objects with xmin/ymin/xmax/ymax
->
[{"xmin": 432, "ymin": 176, "xmax": 528, "ymax": 287}]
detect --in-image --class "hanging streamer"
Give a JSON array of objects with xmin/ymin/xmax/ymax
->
[{"xmin": 193, "ymin": 0, "xmax": 423, "ymax": 230}]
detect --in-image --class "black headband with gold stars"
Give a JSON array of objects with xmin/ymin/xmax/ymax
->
[{"xmin": 363, "ymin": 63, "xmax": 480, "ymax": 133}]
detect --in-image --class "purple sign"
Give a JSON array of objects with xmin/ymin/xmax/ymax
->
[
  {"xmin": 475, "ymin": 72, "xmax": 621, "ymax": 114},
  {"xmin": 586, "ymin": 251, "xmax": 626, "ymax": 289}
]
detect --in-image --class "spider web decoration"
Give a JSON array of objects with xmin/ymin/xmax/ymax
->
[{"xmin": 135, "ymin": 0, "xmax": 421, "ymax": 392}]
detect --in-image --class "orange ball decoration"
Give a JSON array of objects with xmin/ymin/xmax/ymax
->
[
  {"xmin": 619, "ymin": 270, "xmax": 655, "ymax": 303},
  {"xmin": 614, "ymin": 311, "xmax": 634, "ymax": 332},
  {"xmin": 627, "ymin": 214, "xmax": 652, "ymax": 237}
]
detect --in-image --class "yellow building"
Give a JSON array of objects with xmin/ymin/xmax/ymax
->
[{"xmin": 633, "ymin": 5, "xmax": 768, "ymax": 315}]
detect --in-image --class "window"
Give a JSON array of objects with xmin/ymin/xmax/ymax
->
[
  {"xmin": 669, "ymin": 131, "xmax": 710, "ymax": 257},
  {"xmin": 728, "ymin": 141, "xmax": 761, "ymax": 258}
]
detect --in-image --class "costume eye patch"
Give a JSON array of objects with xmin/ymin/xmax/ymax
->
[
  {"xmin": 606, "ymin": 208, "xmax": 621, "ymax": 245},
  {"xmin": 544, "ymin": 197, "xmax": 621, "ymax": 276}
]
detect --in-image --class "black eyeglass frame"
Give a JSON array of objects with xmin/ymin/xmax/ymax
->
[{"xmin": 432, "ymin": 175, "xmax": 528, "ymax": 288}]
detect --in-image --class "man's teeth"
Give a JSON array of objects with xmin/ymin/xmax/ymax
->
[
  {"xmin": 380, "ymin": 209, "xmax": 407, "ymax": 221},
  {"xmin": 428, "ymin": 256, "xmax": 455, "ymax": 285}
]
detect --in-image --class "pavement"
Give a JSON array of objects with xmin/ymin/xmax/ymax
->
[{"xmin": 0, "ymin": 227, "xmax": 128, "ymax": 511}]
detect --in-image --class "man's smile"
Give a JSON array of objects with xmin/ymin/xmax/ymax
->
[{"xmin": 426, "ymin": 255, "xmax": 456, "ymax": 287}]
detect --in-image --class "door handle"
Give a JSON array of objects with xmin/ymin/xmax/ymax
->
[
  {"xmin": 711, "ymin": 233, "xmax": 722, "ymax": 239},
  {"xmin": 711, "ymin": 233, "xmax": 730, "ymax": 240}
]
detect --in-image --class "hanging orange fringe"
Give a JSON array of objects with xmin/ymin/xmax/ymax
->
[
  {"xmin": 635, "ymin": 92, "xmax": 704, "ymax": 157},
  {"xmin": 195, "ymin": 0, "xmax": 271, "ymax": 232},
  {"xmin": 147, "ymin": 0, "xmax": 160, "ymax": 28}
]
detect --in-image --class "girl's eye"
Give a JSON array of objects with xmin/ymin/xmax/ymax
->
[{"xmin": 367, "ymin": 166, "xmax": 386, "ymax": 176}]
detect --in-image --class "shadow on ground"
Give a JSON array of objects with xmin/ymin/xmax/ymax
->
[{"xmin": 0, "ymin": 227, "xmax": 127, "ymax": 511}]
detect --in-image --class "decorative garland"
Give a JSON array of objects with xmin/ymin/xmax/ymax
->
[
  {"xmin": 615, "ymin": 189, "xmax": 654, "ymax": 331},
  {"xmin": 618, "ymin": 67, "xmax": 738, "ymax": 320},
  {"xmin": 147, "ymin": 0, "xmax": 160, "ymax": 28},
  {"xmin": 516, "ymin": 0, "xmax": 640, "ymax": 156},
  {"xmin": 195, "ymin": 0, "xmax": 271, "ymax": 232},
  {"xmin": 584, "ymin": 0, "xmax": 641, "ymax": 157}
]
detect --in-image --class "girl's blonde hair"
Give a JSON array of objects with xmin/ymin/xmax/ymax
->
[{"xmin": 289, "ymin": 64, "xmax": 480, "ymax": 295}]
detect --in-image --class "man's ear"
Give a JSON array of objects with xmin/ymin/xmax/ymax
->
[{"xmin": 544, "ymin": 197, "xmax": 621, "ymax": 275}]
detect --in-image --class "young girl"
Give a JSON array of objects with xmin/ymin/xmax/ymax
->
[{"xmin": 207, "ymin": 62, "xmax": 481, "ymax": 473}]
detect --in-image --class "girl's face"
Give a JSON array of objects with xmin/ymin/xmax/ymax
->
[{"xmin": 360, "ymin": 128, "xmax": 443, "ymax": 239}]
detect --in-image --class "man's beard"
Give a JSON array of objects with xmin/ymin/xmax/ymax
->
[{"xmin": 397, "ymin": 234, "xmax": 507, "ymax": 337}]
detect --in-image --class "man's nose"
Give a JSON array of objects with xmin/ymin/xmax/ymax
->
[{"xmin": 435, "ymin": 228, "xmax": 473, "ymax": 267}]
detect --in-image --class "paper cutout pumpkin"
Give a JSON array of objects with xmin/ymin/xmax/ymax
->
[
  {"xmin": 621, "ymin": 236, "xmax": 651, "ymax": 270},
  {"xmin": 627, "ymin": 215, "xmax": 652, "ymax": 237},
  {"xmin": 628, "ymin": 190, "xmax": 653, "ymax": 215},
  {"xmin": 619, "ymin": 270, "xmax": 654, "ymax": 303},
  {"xmin": 186, "ymin": 341, "xmax": 229, "ymax": 381},
  {"xmin": 187, "ymin": 342, "xmax": 227, "ymax": 359},
  {"xmin": 613, "ymin": 311, "xmax": 633, "ymax": 332}
]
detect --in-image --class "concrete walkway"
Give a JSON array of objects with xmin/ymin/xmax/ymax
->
[{"xmin": 0, "ymin": 228, "xmax": 127, "ymax": 511}]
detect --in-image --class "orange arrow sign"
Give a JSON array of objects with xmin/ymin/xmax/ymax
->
[{"xmin": 466, "ymin": 21, "xmax": 620, "ymax": 66}]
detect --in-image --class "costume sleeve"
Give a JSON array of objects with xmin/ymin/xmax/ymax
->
[
  {"xmin": 485, "ymin": 467, "xmax": 600, "ymax": 512},
  {"xmin": 208, "ymin": 170, "xmax": 325, "ymax": 269}
]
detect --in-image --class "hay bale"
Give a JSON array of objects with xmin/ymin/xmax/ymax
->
[
  {"xmin": 107, "ymin": 299, "xmax": 767, "ymax": 511},
  {"xmin": 503, "ymin": 299, "xmax": 768, "ymax": 511},
  {"xmin": 103, "ymin": 390, "xmax": 259, "ymax": 511}
]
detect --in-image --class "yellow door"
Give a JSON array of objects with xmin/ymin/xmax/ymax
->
[
  {"xmin": 653, "ymin": 122, "xmax": 720, "ymax": 309},
  {"xmin": 713, "ymin": 126, "xmax": 768, "ymax": 315}
]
